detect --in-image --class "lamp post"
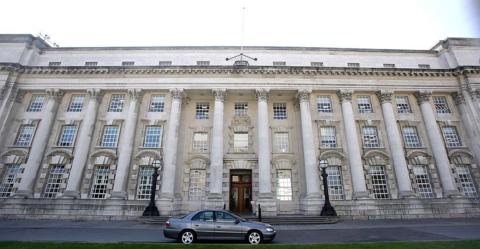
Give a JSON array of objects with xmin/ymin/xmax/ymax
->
[
  {"xmin": 320, "ymin": 160, "xmax": 337, "ymax": 216},
  {"xmin": 142, "ymin": 159, "xmax": 162, "ymax": 216}
]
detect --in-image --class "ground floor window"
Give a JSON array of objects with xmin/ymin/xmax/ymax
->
[
  {"xmin": 455, "ymin": 165, "xmax": 477, "ymax": 197},
  {"xmin": 412, "ymin": 165, "xmax": 434, "ymax": 198},
  {"xmin": 137, "ymin": 166, "xmax": 155, "ymax": 200},
  {"xmin": 189, "ymin": 169, "xmax": 206, "ymax": 200},
  {"xmin": 276, "ymin": 170, "xmax": 292, "ymax": 201},
  {"xmin": 43, "ymin": 164, "xmax": 65, "ymax": 198},
  {"xmin": 368, "ymin": 165, "xmax": 389, "ymax": 199},
  {"xmin": 0, "ymin": 164, "xmax": 22, "ymax": 197},
  {"xmin": 90, "ymin": 166, "xmax": 110, "ymax": 199},
  {"xmin": 326, "ymin": 166, "xmax": 344, "ymax": 200}
]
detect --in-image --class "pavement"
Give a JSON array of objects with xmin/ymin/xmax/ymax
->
[{"xmin": 0, "ymin": 218, "xmax": 479, "ymax": 244}]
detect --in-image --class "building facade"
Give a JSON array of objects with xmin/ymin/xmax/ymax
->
[{"xmin": 0, "ymin": 34, "xmax": 479, "ymax": 219}]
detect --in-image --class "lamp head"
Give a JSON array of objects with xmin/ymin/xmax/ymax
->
[
  {"xmin": 320, "ymin": 160, "xmax": 328, "ymax": 169},
  {"xmin": 152, "ymin": 159, "xmax": 162, "ymax": 169}
]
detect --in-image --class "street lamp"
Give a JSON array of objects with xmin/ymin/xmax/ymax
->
[
  {"xmin": 142, "ymin": 159, "xmax": 162, "ymax": 216},
  {"xmin": 320, "ymin": 160, "xmax": 337, "ymax": 216}
]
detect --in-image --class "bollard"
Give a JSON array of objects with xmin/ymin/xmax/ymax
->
[
  {"xmin": 258, "ymin": 204, "xmax": 262, "ymax": 222},
  {"xmin": 223, "ymin": 203, "xmax": 226, "ymax": 210}
]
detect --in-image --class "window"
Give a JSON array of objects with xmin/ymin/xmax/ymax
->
[
  {"xmin": 100, "ymin": 126, "xmax": 119, "ymax": 147},
  {"xmin": 122, "ymin": 61, "xmax": 134, "ymax": 66},
  {"xmin": 143, "ymin": 126, "xmax": 162, "ymax": 148},
  {"xmin": 273, "ymin": 61, "xmax": 286, "ymax": 66},
  {"xmin": 347, "ymin": 63, "xmax": 360, "ymax": 68},
  {"xmin": 442, "ymin": 126, "xmax": 462, "ymax": 147},
  {"xmin": 136, "ymin": 166, "xmax": 155, "ymax": 200},
  {"xmin": 189, "ymin": 169, "xmax": 206, "ymax": 200},
  {"xmin": 383, "ymin": 64, "xmax": 395, "ymax": 68},
  {"xmin": 192, "ymin": 211, "xmax": 214, "ymax": 221},
  {"xmin": 455, "ymin": 165, "xmax": 477, "ymax": 197},
  {"xmin": 234, "ymin": 103, "xmax": 248, "ymax": 116},
  {"xmin": 433, "ymin": 96, "xmax": 450, "ymax": 114},
  {"xmin": 149, "ymin": 95, "xmax": 165, "ymax": 112},
  {"xmin": 108, "ymin": 94, "xmax": 125, "ymax": 112},
  {"xmin": 276, "ymin": 170, "xmax": 292, "ymax": 201},
  {"xmin": 27, "ymin": 95, "xmax": 45, "ymax": 112},
  {"xmin": 57, "ymin": 125, "xmax": 77, "ymax": 147},
  {"xmin": 413, "ymin": 165, "xmax": 434, "ymax": 198},
  {"xmin": 311, "ymin": 62, "xmax": 324, "ymax": 67},
  {"xmin": 418, "ymin": 64, "xmax": 431, "ymax": 69},
  {"xmin": 362, "ymin": 126, "xmax": 380, "ymax": 148},
  {"xmin": 273, "ymin": 103, "xmax": 287, "ymax": 120},
  {"xmin": 195, "ymin": 103, "xmax": 209, "ymax": 120},
  {"xmin": 0, "ymin": 164, "xmax": 22, "ymax": 197},
  {"xmin": 234, "ymin": 132, "xmax": 249, "ymax": 152},
  {"xmin": 158, "ymin": 61, "xmax": 172, "ymax": 66},
  {"xmin": 402, "ymin": 126, "xmax": 421, "ymax": 148},
  {"xmin": 196, "ymin": 61, "xmax": 210, "ymax": 66},
  {"xmin": 357, "ymin": 96, "xmax": 373, "ymax": 113},
  {"xmin": 85, "ymin": 61, "xmax": 98, "ymax": 66},
  {"xmin": 192, "ymin": 132, "xmax": 208, "ymax": 152},
  {"xmin": 395, "ymin": 96, "xmax": 411, "ymax": 113},
  {"xmin": 326, "ymin": 165, "xmax": 344, "ymax": 200},
  {"xmin": 320, "ymin": 127, "xmax": 337, "ymax": 148},
  {"xmin": 43, "ymin": 164, "xmax": 65, "ymax": 198},
  {"xmin": 273, "ymin": 132, "xmax": 289, "ymax": 153},
  {"xmin": 90, "ymin": 166, "xmax": 110, "ymax": 199},
  {"xmin": 316, "ymin": 96, "xmax": 333, "ymax": 113},
  {"xmin": 14, "ymin": 125, "xmax": 35, "ymax": 146},
  {"xmin": 369, "ymin": 165, "xmax": 389, "ymax": 199},
  {"xmin": 48, "ymin": 61, "xmax": 61, "ymax": 66},
  {"xmin": 67, "ymin": 95, "xmax": 85, "ymax": 112}
]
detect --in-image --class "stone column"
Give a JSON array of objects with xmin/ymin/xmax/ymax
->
[
  {"xmin": 376, "ymin": 90, "xmax": 414, "ymax": 198},
  {"xmin": 111, "ymin": 89, "xmax": 143, "ymax": 199},
  {"xmin": 451, "ymin": 92, "xmax": 480, "ymax": 165},
  {"xmin": 159, "ymin": 89, "xmax": 184, "ymax": 215},
  {"xmin": 206, "ymin": 89, "xmax": 226, "ymax": 208},
  {"xmin": 414, "ymin": 91, "xmax": 460, "ymax": 197},
  {"xmin": 15, "ymin": 88, "xmax": 64, "ymax": 198},
  {"xmin": 63, "ymin": 89, "xmax": 103, "ymax": 198},
  {"xmin": 337, "ymin": 90, "xmax": 369, "ymax": 199},
  {"xmin": 0, "ymin": 78, "xmax": 21, "ymax": 152}
]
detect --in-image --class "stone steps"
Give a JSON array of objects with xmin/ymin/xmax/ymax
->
[{"xmin": 139, "ymin": 215, "xmax": 340, "ymax": 225}]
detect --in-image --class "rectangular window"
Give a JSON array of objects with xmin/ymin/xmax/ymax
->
[
  {"xmin": 149, "ymin": 95, "xmax": 165, "ymax": 112},
  {"xmin": 14, "ymin": 125, "xmax": 36, "ymax": 147},
  {"xmin": 357, "ymin": 95, "xmax": 373, "ymax": 113},
  {"xmin": 433, "ymin": 96, "xmax": 451, "ymax": 114},
  {"xmin": 0, "ymin": 164, "xmax": 22, "ymax": 197},
  {"xmin": 320, "ymin": 127, "xmax": 337, "ymax": 148},
  {"xmin": 196, "ymin": 61, "xmax": 210, "ymax": 66},
  {"xmin": 192, "ymin": 132, "xmax": 208, "ymax": 152},
  {"xmin": 456, "ymin": 165, "xmax": 477, "ymax": 197},
  {"xmin": 195, "ymin": 103, "xmax": 209, "ymax": 120},
  {"xmin": 234, "ymin": 103, "xmax": 248, "ymax": 116},
  {"xmin": 362, "ymin": 126, "xmax": 380, "ymax": 148},
  {"xmin": 316, "ymin": 96, "xmax": 333, "ymax": 113},
  {"xmin": 136, "ymin": 166, "xmax": 155, "ymax": 200},
  {"xmin": 85, "ymin": 61, "xmax": 98, "ymax": 66},
  {"xmin": 273, "ymin": 132, "xmax": 289, "ymax": 153},
  {"xmin": 418, "ymin": 64, "xmax": 431, "ymax": 69},
  {"xmin": 383, "ymin": 64, "xmax": 395, "ymax": 68},
  {"xmin": 402, "ymin": 126, "xmax": 421, "ymax": 148},
  {"xmin": 273, "ymin": 61, "xmax": 286, "ymax": 66},
  {"xmin": 234, "ymin": 132, "xmax": 249, "ymax": 152},
  {"xmin": 122, "ymin": 61, "xmax": 134, "ymax": 66},
  {"xmin": 67, "ymin": 95, "xmax": 85, "ymax": 112},
  {"xmin": 413, "ymin": 165, "xmax": 434, "ymax": 198},
  {"xmin": 369, "ymin": 165, "xmax": 389, "ymax": 199},
  {"xmin": 273, "ymin": 103, "xmax": 287, "ymax": 120},
  {"xmin": 311, "ymin": 62, "xmax": 324, "ymax": 67},
  {"xmin": 48, "ymin": 62, "xmax": 61, "ymax": 66},
  {"xmin": 43, "ymin": 165, "xmax": 65, "ymax": 198},
  {"xmin": 276, "ymin": 170, "xmax": 292, "ymax": 201},
  {"xmin": 395, "ymin": 96, "xmax": 411, "ymax": 113},
  {"xmin": 108, "ymin": 94, "xmax": 125, "ymax": 112},
  {"xmin": 90, "ymin": 166, "xmax": 110, "ymax": 199},
  {"xmin": 347, "ymin": 63, "xmax": 360, "ymax": 68},
  {"xmin": 442, "ymin": 126, "xmax": 462, "ymax": 147},
  {"xmin": 189, "ymin": 169, "xmax": 206, "ymax": 200},
  {"xmin": 326, "ymin": 166, "xmax": 344, "ymax": 200},
  {"xmin": 100, "ymin": 126, "xmax": 119, "ymax": 147},
  {"xmin": 158, "ymin": 61, "xmax": 172, "ymax": 66},
  {"xmin": 57, "ymin": 125, "xmax": 77, "ymax": 147},
  {"xmin": 143, "ymin": 126, "xmax": 162, "ymax": 148},
  {"xmin": 27, "ymin": 95, "xmax": 45, "ymax": 112}
]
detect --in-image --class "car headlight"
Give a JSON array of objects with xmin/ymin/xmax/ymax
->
[{"xmin": 266, "ymin": 227, "xmax": 274, "ymax": 232}]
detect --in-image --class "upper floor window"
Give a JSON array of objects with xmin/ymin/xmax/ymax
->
[
  {"xmin": 85, "ymin": 61, "xmax": 98, "ymax": 66},
  {"xmin": 442, "ymin": 126, "xmax": 462, "ymax": 147},
  {"xmin": 143, "ymin": 126, "xmax": 162, "ymax": 148},
  {"xmin": 57, "ymin": 125, "xmax": 77, "ymax": 147},
  {"xmin": 196, "ymin": 61, "xmax": 210, "ymax": 66},
  {"xmin": 320, "ymin": 127, "xmax": 337, "ymax": 148},
  {"xmin": 273, "ymin": 61, "xmax": 286, "ymax": 66},
  {"xmin": 122, "ymin": 61, "xmax": 134, "ymax": 66},
  {"xmin": 362, "ymin": 126, "xmax": 380, "ymax": 148},
  {"xmin": 418, "ymin": 64, "xmax": 431, "ymax": 69},
  {"xmin": 192, "ymin": 132, "xmax": 208, "ymax": 152},
  {"xmin": 108, "ymin": 94, "xmax": 125, "ymax": 112},
  {"xmin": 273, "ymin": 103, "xmax": 287, "ymax": 120},
  {"xmin": 395, "ymin": 96, "xmax": 411, "ymax": 113},
  {"xmin": 402, "ymin": 126, "xmax": 421, "ymax": 148},
  {"xmin": 195, "ymin": 103, "xmax": 209, "ymax": 120},
  {"xmin": 273, "ymin": 132, "xmax": 289, "ymax": 153},
  {"xmin": 357, "ymin": 95, "xmax": 373, "ymax": 113},
  {"xmin": 158, "ymin": 61, "xmax": 172, "ymax": 66},
  {"xmin": 383, "ymin": 64, "xmax": 395, "ymax": 68},
  {"xmin": 311, "ymin": 62, "xmax": 324, "ymax": 67},
  {"xmin": 149, "ymin": 95, "xmax": 165, "ymax": 112},
  {"xmin": 234, "ymin": 103, "xmax": 248, "ymax": 116},
  {"xmin": 316, "ymin": 96, "xmax": 333, "ymax": 113},
  {"xmin": 14, "ymin": 125, "xmax": 36, "ymax": 147},
  {"xmin": 432, "ymin": 96, "xmax": 450, "ymax": 114},
  {"xmin": 233, "ymin": 132, "xmax": 249, "ymax": 152},
  {"xmin": 347, "ymin": 63, "xmax": 360, "ymax": 68},
  {"xmin": 27, "ymin": 95, "xmax": 45, "ymax": 112},
  {"xmin": 67, "ymin": 95, "xmax": 85, "ymax": 112},
  {"xmin": 48, "ymin": 62, "xmax": 61, "ymax": 66},
  {"xmin": 100, "ymin": 125, "xmax": 119, "ymax": 147}
]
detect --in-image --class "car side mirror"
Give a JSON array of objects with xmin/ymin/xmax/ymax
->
[{"xmin": 234, "ymin": 219, "xmax": 240, "ymax": 224}]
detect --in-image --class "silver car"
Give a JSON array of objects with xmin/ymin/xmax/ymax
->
[{"xmin": 163, "ymin": 210, "xmax": 276, "ymax": 244}]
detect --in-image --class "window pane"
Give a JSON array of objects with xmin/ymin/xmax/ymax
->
[
  {"xmin": 27, "ymin": 95, "xmax": 45, "ymax": 112},
  {"xmin": 137, "ymin": 166, "xmax": 155, "ymax": 200},
  {"xmin": 43, "ymin": 164, "xmax": 65, "ymax": 198},
  {"xmin": 108, "ymin": 94, "xmax": 125, "ymax": 112},
  {"xmin": 395, "ymin": 96, "xmax": 411, "ymax": 113},
  {"xmin": 196, "ymin": 103, "xmax": 209, "ymax": 119},
  {"xmin": 0, "ymin": 164, "xmax": 22, "ymax": 197},
  {"xmin": 144, "ymin": 126, "xmax": 162, "ymax": 148},
  {"xmin": 362, "ymin": 126, "xmax": 380, "ymax": 148},
  {"xmin": 193, "ymin": 132, "xmax": 208, "ymax": 152},
  {"xmin": 276, "ymin": 170, "xmax": 292, "ymax": 201},
  {"xmin": 320, "ymin": 127, "xmax": 337, "ymax": 148},
  {"xmin": 369, "ymin": 165, "xmax": 389, "ymax": 199},
  {"xmin": 234, "ymin": 132, "xmax": 249, "ymax": 152},
  {"xmin": 273, "ymin": 103, "xmax": 287, "ymax": 120},
  {"xmin": 57, "ymin": 125, "xmax": 77, "ymax": 147},
  {"xmin": 316, "ymin": 96, "xmax": 332, "ymax": 113},
  {"xmin": 273, "ymin": 132, "xmax": 289, "ymax": 153},
  {"xmin": 100, "ymin": 126, "xmax": 119, "ymax": 147},
  {"xmin": 67, "ymin": 95, "xmax": 85, "ymax": 112},
  {"xmin": 402, "ymin": 126, "xmax": 421, "ymax": 148},
  {"xmin": 149, "ymin": 95, "xmax": 165, "ymax": 112},
  {"xmin": 15, "ymin": 125, "xmax": 35, "ymax": 147},
  {"xmin": 433, "ymin": 96, "xmax": 450, "ymax": 114}
]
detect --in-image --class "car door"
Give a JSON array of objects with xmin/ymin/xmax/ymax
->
[
  {"xmin": 190, "ymin": 211, "xmax": 216, "ymax": 239},
  {"xmin": 214, "ymin": 211, "xmax": 244, "ymax": 240}
]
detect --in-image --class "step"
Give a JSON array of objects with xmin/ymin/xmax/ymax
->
[{"xmin": 139, "ymin": 216, "xmax": 340, "ymax": 225}]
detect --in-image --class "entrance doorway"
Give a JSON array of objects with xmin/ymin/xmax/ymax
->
[{"xmin": 230, "ymin": 169, "xmax": 252, "ymax": 214}]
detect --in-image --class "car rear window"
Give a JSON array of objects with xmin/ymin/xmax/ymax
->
[{"xmin": 192, "ymin": 211, "xmax": 214, "ymax": 222}]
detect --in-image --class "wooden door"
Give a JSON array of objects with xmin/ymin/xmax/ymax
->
[{"xmin": 230, "ymin": 170, "xmax": 252, "ymax": 214}]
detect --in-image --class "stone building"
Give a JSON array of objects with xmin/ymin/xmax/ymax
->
[{"xmin": 0, "ymin": 34, "xmax": 479, "ymax": 219}]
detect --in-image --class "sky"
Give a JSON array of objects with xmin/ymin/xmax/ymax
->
[{"xmin": 0, "ymin": 0, "xmax": 479, "ymax": 49}]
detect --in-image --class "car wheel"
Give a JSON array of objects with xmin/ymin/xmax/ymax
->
[
  {"xmin": 179, "ymin": 230, "xmax": 195, "ymax": 244},
  {"xmin": 247, "ymin": 230, "xmax": 262, "ymax": 245}
]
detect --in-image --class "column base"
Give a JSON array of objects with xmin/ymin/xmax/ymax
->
[
  {"xmin": 13, "ymin": 189, "xmax": 33, "ymax": 198},
  {"xmin": 62, "ymin": 190, "xmax": 80, "ymax": 199},
  {"xmin": 110, "ymin": 191, "xmax": 127, "ymax": 199},
  {"xmin": 158, "ymin": 193, "xmax": 175, "ymax": 216},
  {"xmin": 256, "ymin": 193, "xmax": 277, "ymax": 216},
  {"xmin": 302, "ymin": 193, "xmax": 322, "ymax": 215},
  {"xmin": 205, "ymin": 193, "xmax": 225, "ymax": 210},
  {"xmin": 444, "ymin": 189, "xmax": 464, "ymax": 198},
  {"xmin": 398, "ymin": 190, "xmax": 416, "ymax": 199},
  {"xmin": 353, "ymin": 191, "xmax": 370, "ymax": 200}
]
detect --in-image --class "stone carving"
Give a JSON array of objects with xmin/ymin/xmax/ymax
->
[
  {"xmin": 336, "ymin": 89, "xmax": 353, "ymax": 103},
  {"xmin": 128, "ymin": 88, "xmax": 144, "ymax": 102},
  {"xmin": 451, "ymin": 92, "xmax": 465, "ymax": 106},
  {"xmin": 255, "ymin": 89, "xmax": 269, "ymax": 102},
  {"xmin": 376, "ymin": 90, "xmax": 393, "ymax": 104},
  {"xmin": 87, "ymin": 88, "xmax": 104, "ymax": 102},
  {"xmin": 169, "ymin": 88, "xmax": 184, "ymax": 100},
  {"xmin": 46, "ymin": 88, "xmax": 64, "ymax": 102},
  {"xmin": 212, "ymin": 89, "xmax": 227, "ymax": 102},
  {"xmin": 297, "ymin": 89, "xmax": 312, "ymax": 102},
  {"xmin": 414, "ymin": 90, "xmax": 432, "ymax": 104},
  {"xmin": 13, "ymin": 87, "xmax": 24, "ymax": 103}
]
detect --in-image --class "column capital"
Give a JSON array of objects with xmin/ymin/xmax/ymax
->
[
  {"xmin": 336, "ymin": 89, "xmax": 353, "ymax": 103},
  {"xmin": 127, "ymin": 88, "xmax": 144, "ymax": 102},
  {"xmin": 87, "ymin": 88, "xmax": 104, "ymax": 102},
  {"xmin": 414, "ymin": 90, "xmax": 432, "ymax": 104},
  {"xmin": 12, "ymin": 86, "xmax": 24, "ymax": 103},
  {"xmin": 169, "ymin": 88, "xmax": 185, "ymax": 100},
  {"xmin": 212, "ymin": 89, "xmax": 227, "ymax": 102},
  {"xmin": 255, "ymin": 88, "xmax": 270, "ymax": 102},
  {"xmin": 451, "ymin": 92, "xmax": 466, "ymax": 105},
  {"xmin": 297, "ymin": 89, "xmax": 312, "ymax": 102},
  {"xmin": 375, "ymin": 90, "xmax": 394, "ymax": 104},
  {"xmin": 46, "ymin": 88, "xmax": 64, "ymax": 102}
]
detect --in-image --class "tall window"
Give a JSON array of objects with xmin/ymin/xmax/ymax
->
[
  {"xmin": 234, "ymin": 103, "xmax": 248, "ymax": 116},
  {"xmin": 100, "ymin": 126, "xmax": 119, "ymax": 147},
  {"xmin": 276, "ymin": 170, "xmax": 292, "ymax": 201},
  {"xmin": 108, "ymin": 94, "xmax": 125, "ymax": 112},
  {"xmin": 0, "ymin": 164, "xmax": 22, "ymax": 197},
  {"xmin": 195, "ymin": 103, "xmax": 209, "ymax": 119},
  {"xmin": 67, "ymin": 95, "xmax": 85, "ymax": 112},
  {"xmin": 322, "ymin": 161, "xmax": 344, "ymax": 200},
  {"xmin": 189, "ymin": 169, "xmax": 206, "ymax": 200},
  {"xmin": 402, "ymin": 126, "xmax": 421, "ymax": 148},
  {"xmin": 316, "ymin": 96, "xmax": 332, "ymax": 113},
  {"xmin": 27, "ymin": 95, "xmax": 45, "ymax": 112},
  {"xmin": 362, "ymin": 126, "xmax": 380, "ymax": 148},
  {"xmin": 43, "ymin": 164, "xmax": 65, "ymax": 198},
  {"xmin": 90, "ymin": 166, "xmax": 110, "ymax": 199},
  {"xmin": 136, "ymin": 166, "xmax": 155, "ymax": 200},
  {"xmin": 149, "ymin": 95, "xmax": 165, "ymax": 112},
  {"xmin": 395, "ymin": 96, "xmax": 411, "ymax": 113},
  {"xmin": 234, "ymin": 132, "xmax": 249, "ymax": 152},
  {"xmin": 412, "ymin": 165, "xmax": 434, "ymax": 198},
  {"xmin": 273, "ymin": 132, "xmax": 289, "ymax": 153},
  {"xmin": 357, "ymin": 96, "xmax": 373, "ymax": 113},
  {"xmin": 432, "ymin": 96, "xmax": 450, "ymax": 114},
  {"xmin": 320, "ymin": 127, "xmax": 337, "ymax": 148},
  {"xmin": 14, "ymin": 125, "xmax": 36, "ymax": 146},
  {"xmin": 192, "ymin": 132, "xmax": 208, "ymax": 152},
  {"xmin": 442, "ymin": 126, "xmax": 462, "ymax": 147},
  {"xmin": 143, "ymin": 126, "xmax": 162, "ymax": 148},
  {"xmin": 369, "ymin": 166, "xmax": 389, "ymax": 199},
  {"xmin": 273, "ymin": 103, "xmax": 287, "ymax": 120},
  {"xmin": 455, "ymin": 165, "xmax": 477, "ymax": 197},
  {"xmin": 57, "ymin": 125, "xmax": 77, "ymax": 147}
]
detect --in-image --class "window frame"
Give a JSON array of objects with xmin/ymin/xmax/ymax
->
[
  {"xmin": 316, "ymin": 96, "xmax": 333, "ymax": 113},
  {"xmin": 27, "ymin": 95, "xmax": 46, "ymax": 112},
  {"xmin": 57, "ymin": 125, "xmax": 78, "ymax": 147},
  {"xmin": 100, "ymin": 125, "xmax": 120, "ymax": 148},
  {"xmin": 67, "ymin": 95, "xmax": 85, "ymax": 112},
  {"xmin": 107, "ymin": 94, "xmax": 125, "ymax": 112},
  {"xmin": 195, "ymin": 103, "xmax": 210, "ymax": 120},
  {"xmin": 357, "ymin": 95, "xmax": 373, "ymax": 113},
  {"xmin": 192, "ymin": 132, "xmax": 209, "ymax": 152},
  {"xmin": 14, "ymin": 124, "xmax": 36, "ymax": 147},
  {"xmin": 149, "ymin": 95, "xmax": 165, "ymax": 112},
  {"xmin": 273, "ymin": 103, "xmax": 287, "ymax": 120},
  {"xmin": 143, "ymin": 126, "xmax": 162, "ymax": 148}
]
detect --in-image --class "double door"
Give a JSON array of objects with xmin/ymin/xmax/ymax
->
[{"xmin": 230, "ymin": 170, "xmax": 252, "ymax": 214}]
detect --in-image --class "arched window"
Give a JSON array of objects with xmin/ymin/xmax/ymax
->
[
  {"xmin": 136, "ymin": 156, "xmax": 159, "ymax": 200},
  {"xmin": 365, "ymin": 155, "xmax": 389, "ymax": 199},
  {"xmin": 43, "ymin": 154, "xmax": 69, "ymax": 198},
  {"xmin": 90, "ymin": 155, "xmax": 113, "ymax": 199},
  {"xmin": 409, "ymin": 156, "xmax": 434, "ymax": 198},
  {"xmin": 0, "ymin": 154, "xmax": 25, "ymax": 197}
]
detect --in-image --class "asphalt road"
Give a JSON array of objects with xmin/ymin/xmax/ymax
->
[{"xmin": 0, "ymin": 218, "xmax": 479, "ymax": 244}]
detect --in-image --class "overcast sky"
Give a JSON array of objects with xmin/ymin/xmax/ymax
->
[{"xmin": 1, "ymin": 0, "xmax": 479, "ymax": 49}]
